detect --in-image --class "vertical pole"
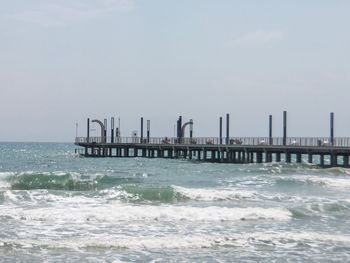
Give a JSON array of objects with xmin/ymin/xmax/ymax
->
[
  {"xmin": 190, "ymin": 119, "xmax": 193, "ymax": 138},
  {"xmin": 111, "ymin": 117, "xmax": 115, "ymax": 143},
  {"xmin": 226, "ymin": 113, "xmax": 230, "ymax": 145},
  {"xmin": 330, "ymin": 112, "xmax": 334, "ymax": 146},
  {"xmin": 176, "ymin": 119, "xmax": 179, "ymax": 138},
  {"xmin": 283, "ymin": 111, "xmax": 287, "ymax": 146},
  {"xmin": 141, "ymin": 117, "xmax": 144, "ymax": 143},
  {"xmin": 179, "ymin": 116, "xmax": 182, "ymax": 138},
  {"xmin": 269, "ymin": 115, "xmax": 273, "ymax": 145},
  {"xmin": 104, "ymin": 118, "xmax": 107, "ymax": 143},
  {"xmin": 147, "ymin": 120, "xmax": 150, "ymax": 143},
  {"xmin": 219, "ymin": 117, "xmax": 223, "ymax": 144},
  {"xmin": 87, "ymin": 118, "xmax": 90, "ymax": 143},
  {"xmin": 118, "ymin": 118, "xmax": 121, "ymax": 136}
]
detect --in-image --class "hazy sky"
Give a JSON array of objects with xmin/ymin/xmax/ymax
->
[{"xmin": 1, "ymin": 0, "xmax": 349, "ymax": 142}]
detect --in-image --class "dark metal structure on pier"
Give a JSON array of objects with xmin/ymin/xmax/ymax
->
[{"xmin": 75, "ymin": 112, "xmax": 350, "ymax": 168}]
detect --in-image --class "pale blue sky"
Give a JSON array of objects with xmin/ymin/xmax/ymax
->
[{"xmin": 1, "ymin": 0, "xmax": 349, "ymax": 141}]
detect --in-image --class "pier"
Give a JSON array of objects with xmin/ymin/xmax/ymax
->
[{"xmin": 74, "ymin": 112, "xmax": 350, "ymax": 168}]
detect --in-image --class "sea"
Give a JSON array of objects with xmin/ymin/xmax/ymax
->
[{"xmin": 1, "ymin": 142, "xmax": 350, "ymax": 262}]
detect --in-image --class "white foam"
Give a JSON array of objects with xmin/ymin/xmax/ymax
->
[
  {"xmin": 0, "ymin": 204, "xmax": 291, "ymax": 223},
  {"xmin": 276, "ymin": 174, "xmax": 350, "ymax": 190},
  {"xmin": 0, "ymin": 180, "xmax": 11, "ymax": 189},
  {"xmin": 306, "ymin": 176, "xmax": 350, "ymax": 190},
  {"xmin": 1, "ymin": 231, "xmax": 349, "ymax": 250},
  {"xmin": 172, "ymin": 185, "xmax": 257, "ymax": 201}
]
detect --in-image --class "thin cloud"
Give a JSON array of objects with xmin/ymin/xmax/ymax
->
[
  {"xmin": 4, "ymin": 0, "xmax": 135, "ymax": 27},
  {"xmin": 226, "ymin": 30, "xmax": 285, "ymax": 47}
]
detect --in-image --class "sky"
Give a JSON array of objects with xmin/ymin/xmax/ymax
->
[{"xmin": 0, "ymin": 0, "xmax": 349, "ymax": 142}]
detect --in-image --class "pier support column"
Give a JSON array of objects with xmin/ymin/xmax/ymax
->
[
  {"xmin": 257, "ymin": 152, "xmax": 263, "ymax": 164},
  {"xmin": 266, "ymin": 152, "xmax": 272, "ymax": 163},
  {"xmin": 320, "ymin": 154, "xmax": 325, "ymax": 167},
  {"xmin": 249, "ymin": 152, "xmax": 254, "ymax": 163},
  {"xmin": 220, "ymin": 151, "xmax": 225, "ymax": 162},
  {"xmin": 296, "ymin": 153, "xmax": 302, "ymax": 163},
  {"xmin": 308, "ymin": 154, "xmax": 313, "ymax": 164},
  {"xmin": 343, "ymin": 155, "xmax": 349, "ymax": 168},
  {"xmin": 211, "ymin": 150, "xmax": 216, "ymax": 161},
  {"xmin": 286, "ymin": 152, "xmax": 291, "ymax": 163},
  {"xmin": 330, "ymin": 154, "xmax": 337, "ymax": 167},
  {"xmin": 125, "ymin": 148, "xmax": 129, "ymax": 157},
  {"xmin": 276, "ymin": 153, "xmax": 281, "ymax": 162}
]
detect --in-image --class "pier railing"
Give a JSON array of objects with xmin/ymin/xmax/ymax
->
[{"xmin": 75, "ymin": 136, "xmax": 350, "ymax": 147}]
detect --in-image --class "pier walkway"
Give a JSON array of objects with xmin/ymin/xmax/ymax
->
[{"xmin": 75, "ymin": 136, "xmax": 350, "ymax": 168}]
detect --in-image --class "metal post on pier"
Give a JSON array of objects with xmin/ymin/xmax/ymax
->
[
  {"xmin": 330, "ymin": 112, "xmax": 334, "ymax": 146},
  {"xmin": 269, "ymin": 115, "xmax": 273, "ymax": 145},
  {"xmin": 179, "ymin": 116, "xmax": 182, "ymax": 139},
  {"xmin": 147, "ymin": 120, "xmax": 150, "ymax": 143},
  {"xmin": 111, "ymin": 117, "xmax": 115, "ymax": 143},
  {"xmin": 87, "ymin": 118, "xmax": 90, "ymax": 143},
  {"xmin": 219, "ymin": 117, "xmax": 223, "ymax": 144},
  {"xmin": 104, "ymin": 118, "xmax": 107, "ymax": 143},
  {"xmin": 226, "ymin": 113, "xmax": 230, "ymax": 145},
  {"xmin": 141, "ymin": 117, "xmax": 144, "ymax": 143},
  {"xmin": 283, "ymin": 111, "xmax": 287, "ymax": 146},
  {"xmin": 190, "ymin": 119, "xmax": 193, "ymax": 138}
]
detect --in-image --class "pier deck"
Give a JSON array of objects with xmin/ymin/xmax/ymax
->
[{"xmin": 75, "ymin": 136, "xmax": 350, "ymax": 168}]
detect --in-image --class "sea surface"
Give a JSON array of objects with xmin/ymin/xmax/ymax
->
[{"xmin": 1, "ymin": 143, "xmax": 350, "ymax": 262}]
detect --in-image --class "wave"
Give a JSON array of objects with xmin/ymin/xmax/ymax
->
[
  {"xmin": 6, "ymin": 171, "xmax": 100, "ymax": 191},
  {"xmin": 119, "ymin": 185, "xmax": 259, "ymax": 203},
  {"xmin": 1, "ymin": 204, "xmax": 292, "ymax": 223},
  {"xmin": 275, "ymin": 175, "xmax": 350, "ymax": 190},
  {"xmin": 121, "ymin": 185, "xmax": 176, "ymax": 203},
  {"xmin": 1, "ymin": 231, "xmax": 349, "ymax": 251},
  {"xmin": 0, "ymin": 171, "xmax": 143, "ymax": 191},
  {"xmin": 290, "ymin": 200, "xmax": 350, "ymax": 219},
  {"xmin": 172, "ymin": 185, "xmax": 257, "ymax": 201}
]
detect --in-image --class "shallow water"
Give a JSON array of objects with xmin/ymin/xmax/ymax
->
[{"xmin": 1, "ymin": 142, "xmax": 350, "ymax": 262}]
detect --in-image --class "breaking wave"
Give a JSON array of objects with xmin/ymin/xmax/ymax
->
[
  {"xmin": 1, "ymin": 231, "xmax": 349, "ymax": 251},
  {"xmin": 1, "ymin": 204, "xmax": 292, "ymax": 223}
]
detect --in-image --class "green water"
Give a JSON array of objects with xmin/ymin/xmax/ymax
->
[{"xmin": 1, "ymin": 142, "xmax": 350, "ymax": 262}]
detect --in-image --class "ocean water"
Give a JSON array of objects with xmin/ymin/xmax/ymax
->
[{"xmin": 1, "ymin": 143, "xmax": 350, "ymax": 262}]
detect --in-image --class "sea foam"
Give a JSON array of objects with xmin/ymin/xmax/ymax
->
[
  {"xmin": 1, "ymin": 203, "xmax": 292, "ymax": 223},
  {"xmin": 172, "ymin": 185, "xmax": 257, "ymax": 201}
]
